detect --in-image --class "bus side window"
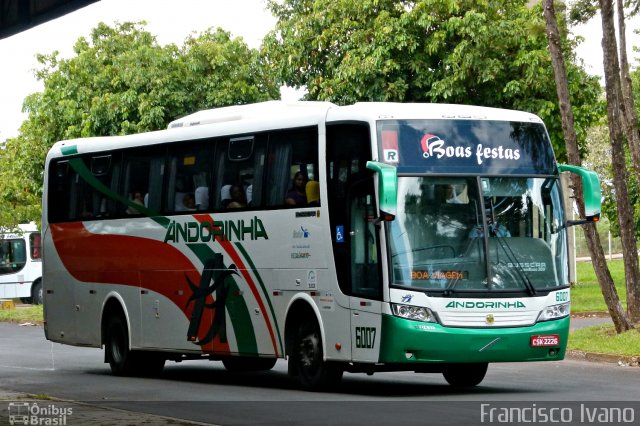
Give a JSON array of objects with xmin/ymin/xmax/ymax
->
[
  {"xmin": 265, "ymin": 127, "xmax": 318, "ymax": 208},
  {"xmin": 165, "ymin": 142, "xmax": 213, "ymax": 214},
  {"xmin": 121, "ymin": 148, "xmax": 163, "ymax": 216},
  {"xmin": 212, "ymin": 134, "xmax": 266, "ymax": 211},
  {"xmin": 48, "ymin": 160, "xmax": 71, "ymax": 223},
  {"xmin": 62, "ymin": 154, "xmax": 119, "ymax": 221}
]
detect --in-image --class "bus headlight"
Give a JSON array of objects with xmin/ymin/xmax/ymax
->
[
  {"xmin": 537, "ymin": 302, "xmax": 570, "ymax": 322},
  {"xmin": 391, "ymin": 304, "xmax": 436, "ymax": 323}
]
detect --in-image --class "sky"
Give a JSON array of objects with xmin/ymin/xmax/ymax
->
[{"xmin": 0, "ymin": 0, "xmax": 638, "ymax": 144}]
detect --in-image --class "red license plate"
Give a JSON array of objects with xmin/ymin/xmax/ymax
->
[{"xmin": 530, "ymin": 334, "xmax": 560, "ymax": 347}]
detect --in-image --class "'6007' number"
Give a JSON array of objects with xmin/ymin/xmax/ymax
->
[{"xmin": 355, "ymin": 327, "xmax": 377, "ymax": 349}]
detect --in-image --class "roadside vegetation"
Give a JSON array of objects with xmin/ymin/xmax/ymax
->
[
  {"xmin": 570, "ymin": 258, "xmax": 638, "ymax": 357},
  {"xmin": 570, "ymin": 323, "xmax": 640, "ymax": 357},
  {"xmin": 0, "ymin": 303, "xmax": 42, "ymax": 324},
  {"xmin": 573, "ymin": 259, "xmax": 626, "ymax": 313}
]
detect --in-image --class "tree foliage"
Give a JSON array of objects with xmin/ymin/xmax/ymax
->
[
  {"xmin": 264, "ymin": 0, "xmax": 604, "ymax": 160},
  {"xmin": 584, "ymin": 125, "xmax": 640, "ymax": 240},
  {"xmin": 0, "ymin": 22, "xmax": 279, "ymax": 227}
]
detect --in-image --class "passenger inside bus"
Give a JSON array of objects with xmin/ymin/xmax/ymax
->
[
  {"xmin": 227, "ymin": 184, "xmax": 248, "ymax": 208},
  {"xmin": 306, "ymin": 180, "xmax": 320, "ymax": 206},
  {"xmin": 286, "ymin": 171, "xmax": 307, "ymax": 206},
  {"xmin": 445, "ymin": 184, "xmax": 468, "ymax": 204},
  {"xmin": 182, "ymin": 193, "xmax": 196, "ymax": 210},
  {"xmin": 194, "ymin": 186, "xmax": 209, "ymax": 210},
  {"xmin": 126, "ymin": 191, "xmax": 145, "ymax": 214}
]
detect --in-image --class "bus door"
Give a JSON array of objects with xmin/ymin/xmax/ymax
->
[
  {"xmin": 327, "ymin": 123, "xmax": 383, "ymax": 363},
  {"xmin": 346, "ymin": 179, "xmax": 383, "ymax": 362}
]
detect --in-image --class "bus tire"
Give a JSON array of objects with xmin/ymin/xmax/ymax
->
[
  {"xmin": 293, "ymin": 319, "xmax": 343, "ymax": 391},
  {"xmin": 442, "ymin": 363, "xmax": 488, "ymax": 387},
  {"xmin": 222, "ymin": 356, "xmax": 277, "ymax": 372},
  {"xmin": 105, "ymin": 315, "xmax": 165, "ymax": 377},
  {"xmin": 105, "ymin": 314, "xmax": 135, "ymax": 376},
  {"xmin": 31, "ymin": 280, "xmax": 43, "ymax": 305}
]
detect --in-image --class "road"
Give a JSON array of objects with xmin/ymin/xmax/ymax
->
[{"xmin": 1, "ymin": 322, "xmax": 638, "ymax": 425}]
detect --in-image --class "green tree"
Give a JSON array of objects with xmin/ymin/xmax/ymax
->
[
  {"xmin": 544, "ymin": 0, "xmax": 632, "ymax": 332},
  {"xmin": 0, "ymin": 22, "xmax": 278, "ymax": 228},
  {"xmin": 264, "ymin": 0, "xmax": 604, "ymax": 159},
  {"xmin": 570, "ymin": 0, "xmax": 640, "ymax": 324}
]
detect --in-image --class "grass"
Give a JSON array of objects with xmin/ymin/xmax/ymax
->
[
  {"xmin": 573, "ymin": 259, "xmax": 627, "ymax": 313},
  {"xmin": 0, "ymin": 303, "xmax": 43, "ymax": 324},
  {"xmin": 569, "ymin": 323, "xmax": 640, "ymax": 357},
  {"xmin": 570, "ymin": 258, "xmax": 638, "ymax": 357}
]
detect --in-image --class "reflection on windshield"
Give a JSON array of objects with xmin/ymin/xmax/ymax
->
[{"xmin": 388, "ymin": 177, "xmax": 568, "ymax": 295}]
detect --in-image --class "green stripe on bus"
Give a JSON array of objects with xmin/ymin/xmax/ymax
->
[
  {"xmin": 187, "ymin": 243, "xmax": 258, "ymax": 355},
  {"xmin": 61, "ymin": 145, "xmax": 78, "ymax": 156},
  {"xmin": 225, "ymin": 280, "xmax": 258, "ymax": 355},
  {"xmin": 235, "ymin": 242, "xmax": 283, "ymax": 355}
]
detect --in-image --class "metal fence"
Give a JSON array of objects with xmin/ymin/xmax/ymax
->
[{"xmin": 574, "ymin": 220, "xmax": 623, "ymax": 259}]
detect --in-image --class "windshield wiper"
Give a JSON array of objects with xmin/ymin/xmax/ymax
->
[{"xmin": 492, "ymin": 229, "xmax": 537, "ymax": 296}]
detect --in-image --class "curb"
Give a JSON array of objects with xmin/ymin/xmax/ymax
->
[{"xmin": 566, "ymin": 350, "xmax": 640, "ymax": 367}]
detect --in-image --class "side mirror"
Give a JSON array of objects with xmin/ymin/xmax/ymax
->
[
  {"xmin": 558, "ymin": 164, "xmax": 601, "ymax": 225},
  {"xmin": 366, "ymin": 161, "xmax": 397, "ymax": 221}
]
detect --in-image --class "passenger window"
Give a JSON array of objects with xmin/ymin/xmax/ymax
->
[
  {"xmin": 213, "ymin": 134, "xmax": 266, "ymax": 210},
  {"xmin": 120, "ymin": 147, "xmax": 165, "ymax": 215},
  {"xmin": 165, "ymin": 142, "xmax": 213, "ymax": 214},
  {"xmin": 265, "ymin": 127, "xmax": 319, "ymax": 207},
  {"xmin": 52, "ymin": 154, "xmax": 120, "ymax": 221}
]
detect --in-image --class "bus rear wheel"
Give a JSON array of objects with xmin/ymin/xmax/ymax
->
[
  {"xmin": 442, "ymin": 363, "xmax": 488, "ymax": 387},
  {"xmin": 105, "ymin": 315, "xmax": 164, "ymax": 377},
  {"xmin": 293, "ymin": 320, "xmax": 343, "ymax": 391}
]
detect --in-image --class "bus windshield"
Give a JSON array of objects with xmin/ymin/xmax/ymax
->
[{"xmin": 388, "ymin": 176, "xmax": 568, "ymax": 294}]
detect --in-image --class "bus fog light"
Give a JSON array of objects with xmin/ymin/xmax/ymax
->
[
  {"xmin": 391, "ymin": 304, "xmax": 436, "ymax": 323},
  {"xmin": 537, "ymin": 302, "xmax": 570, "ymax": 322}
]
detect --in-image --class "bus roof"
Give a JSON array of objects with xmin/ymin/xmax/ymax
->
[
  {"xmin": 47, "ymin": 101, "xmax": 544, "ymax": 159},
  {"xmin": 169, "ymin": 101, "xmax": 544, "ymax": 128},
  {"xmin": 167, "ymin": 100, "xmax": 335, "ymax": 129},
  {"xmin": 325, "ymin": 102, "xmax": 544, "ymax": 124}
]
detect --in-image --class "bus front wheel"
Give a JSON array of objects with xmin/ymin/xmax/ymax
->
[
  {"xmin": 293, "ymin": 320, "xmax": 343, "ymax": 390},
  {"xmin": 442, "ymin": 363, "xmax": 488, "ymax": 387}
]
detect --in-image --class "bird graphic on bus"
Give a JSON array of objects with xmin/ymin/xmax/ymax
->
[{"xmin": 185, "ymin": 253, "xmax": 239, "ymax": 346}]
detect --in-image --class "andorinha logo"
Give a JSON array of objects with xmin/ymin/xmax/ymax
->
[
  {"xmin": 445, "ymin": 301, "xmax": 526, "ymax": 309},
  {"xmin": 420, "ymin": 133, "xmax": 521, "ymax": 165},
  {"xmin": 164, "ymin": 216, "xmax": 268, "ymax": 243}
]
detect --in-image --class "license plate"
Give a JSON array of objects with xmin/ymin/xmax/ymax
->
[{"xmin": 530, "ymin": 334, "xmax": 560, "ymax": 347}]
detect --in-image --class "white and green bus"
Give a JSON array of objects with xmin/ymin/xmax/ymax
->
[{"xmin": 42, "ymin": 101, "xmax": 600, "ymax": 390}]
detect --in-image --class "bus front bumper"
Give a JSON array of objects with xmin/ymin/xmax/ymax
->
[{"xmin": 379, "ymin": 314, "xmax": 569, "ymax": 364}]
